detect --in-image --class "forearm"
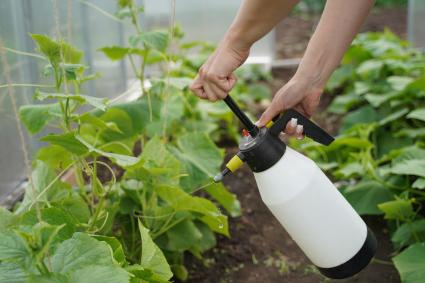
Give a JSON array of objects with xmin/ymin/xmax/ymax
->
[
  {"xmin": 296, "ymin": 0, "xmax": 374, "ymax": 87},
  {"xmin": 224, "ymin": 0, "xmax": 300, "ymax": 51}
]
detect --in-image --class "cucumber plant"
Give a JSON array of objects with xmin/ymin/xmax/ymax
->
[
  {"xmin": 295, "ymin": 30, "xmax": 425, "ymax": 283},
  {"xmin": 0, "ymin": 10, "xmax": 242, "ymax": 283}
]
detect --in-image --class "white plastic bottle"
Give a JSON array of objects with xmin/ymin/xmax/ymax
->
[
  {"xmin": 254, "ymin": 147, "xmax": 376, "ymax": 278},
  {"xmin": 214, "ymin": 100, "xmax": 377, "ymax": 279}
]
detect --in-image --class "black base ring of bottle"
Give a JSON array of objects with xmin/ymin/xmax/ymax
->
[{"xmin": 317, "ymin": 228, "xmax": 377, "ymax": 279}]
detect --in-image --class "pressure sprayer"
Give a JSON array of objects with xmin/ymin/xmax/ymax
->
[{"xmin": 214, "ymin": 95, "xmax": 377, "ymax": 279}]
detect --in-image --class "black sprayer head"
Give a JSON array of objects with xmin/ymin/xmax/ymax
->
[{"xmin": 214, "ymin": 95, "xmax": 335, "ymax": 180}]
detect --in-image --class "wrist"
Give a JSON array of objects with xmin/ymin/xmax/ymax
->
[
  {"xmin": 222, "ymin": 27, "xmax": 252, "ymax": 54},
  {"xmin": 294, "ymin": 62, "xmax": 328, "ymax": 92}
]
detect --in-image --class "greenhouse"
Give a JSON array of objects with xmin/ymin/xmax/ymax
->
[{"xmin": 0, "ymin": 0, "xmax": 424, "ymax": 282}]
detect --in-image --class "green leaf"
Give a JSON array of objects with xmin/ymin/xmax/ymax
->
[
  {"xmin": 340, "ymin": 106, "xmax": 378, "ymax": 132},
  {"xmin": 326, "ymin": 64, "xmax": 354, "ymax": 91},
  {"xmin": 53, "ymin": 196, "xmax": 91, "ymax": 224},
  {"xmin": 130, "ymin": 30, "xmax": 169, "ymax": 51},
  {"xmin": 407, "ymin": 108, "xmax": 425, "ymax": 122},
  {"xmin": 173, "ymin": 132, "xmax": 224, "ymax": 190},
  {"xmin": 328, "ymin": 93, "xmax": 363, "ymax": 114},
  {"xmin": 412, "ymin": 178, "xmax": 425, "ymax": 190},
  {"xmin": 35, "ymin": 91, "xmax": 108, "ymax": 111},
  {"xmin": 364, "ymin": 91, "xmax": 399, "ymax": 107},
  {"xmin": 52, "ymin": 233, "xmax": 114, "ymax": 273},
  {"xmin": 138, "ymin": 220, "xmax": 173, "ymax": 281},
  {"xmin": 195, "ymin": 221, "xmax": 216, "ymax": 252},
  {"xmin": 378, "ymin": 108, "xmax": 409, "ymax": 126},
  {"xmin": 21, "ymin": 207, "xmax": 76, "ymax": 242},
  {"xmin": 92, "ymin": 236, "xmax": 126, "ymax": 266},
  {"xmin": 41, "ymin": 133, "xmax": 88, "ymax": 155},
  {"xmin": 99, "ymin": 46, "xmax": 130, "ymax": 61},
  {"xmin": 31, "ymin": 34, "xmax": 82, "ymax": 66},
  {"xmin": 19, "ymin": 103, "xmax": 61, "ymax": 134},
  {"xmin": 156, "ymin": 186, "xmax": 229, "ymax": 235},
  {"xmin": 166, "ymin": 220, "xmax": 202, "ymax": 251},
  {"xmin": 36, "ymin": 145, "xmax": 73, "ymax": 169},
  {"xmin": 356, "ymin": 59, "xmax": 384, "ymax": 78},
  {"xmin": 0, "ymin": 262, "xmax": 27, "ymax": 283},
  {"xmin": 69, "ymin": 265, "xmax": 130, "ymax": 283},
  {"xmin": 135, "ymin": 136, "xmax": 181, "ymax": 185},
  {"xmin": 28, "ymin": 273, "xmax": 69, "ymax": 283},
  {"xmin": 378, "ymin": 199, "xmax": 415, "ymax": 221},
  {"xmin": 205, "ymin": 182, "xmax": 241, "ymax": 217},
  {"xmin": 109, "ymin": 102, "xmax": 144, "ymax": 133},
  {"xmin": 343, "ymin": 180, "xmax": 394, "ymax": 215},
  {"xmin": 392, "ymin": 219, "xmax": 425, "ymax": 249},
  {"xmin": 393, "ymin": 242, "xmax": 425, "ymax": 283},
  {"xmin": 0, "ymin": 207, "xmax": 18, "ymax": 230},
  {"xmin": 395, "ymin": 128, "xmax": 425, "ymax": 139},
  {"xmin": 75, "ymin": 135, "xmax": 140, "ymax": 167},
  {"xmin": 335, "ymin": 162, "xmax": 365, "ymax": 178},
  {"xmin": 16, "ymin": 160, "xmax": 70, "ymax": 214},
  {"xmin": 31, "ymin": 34, "xmax": 61, "ymax": 65},
  {"xmin": 391, "ymin": 159, "xmax": 425, "ymax": 178},
  {"xmin": 393, "ymin": 146, "xmax": 425, "ymax": 164},
  {"xmin": 0, "ymin": 231, "xmax": 30, "ymax": 263},
  {"xmin": 171, "ymin": 264, "xmax": 188, "ymax": 281},
  {"xmin": 387, "ymin": 76, "xmax": 414, "ymax": 91},
  {"xmin": 99, "ymin": 108, "xmax": 135, "ymax": 141}
]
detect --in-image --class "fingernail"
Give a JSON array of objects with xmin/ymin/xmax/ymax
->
[
  {"xmin": 290, "ymin": 118, "xmax": 297, "ymax": 128},
  {"xmin": 296, "ymin": 124, "xmax": 303, "ymax": 134},
  {"xmin": 297, "ymin": 135, "xmax": 304, "ymax": 140}
]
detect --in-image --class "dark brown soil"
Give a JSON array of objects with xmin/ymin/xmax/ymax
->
[{"xmin": 182, "ymin": 148, "xmax": 400, "ymax": 283}]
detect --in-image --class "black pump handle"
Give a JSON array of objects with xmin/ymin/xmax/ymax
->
[
  {"xmin": 224, "ymin": 95, "xmax": 259, "ymax": 136},
  {"xmin": 269, "ymin": 109, "xmax": 335, "ymax": 146}
]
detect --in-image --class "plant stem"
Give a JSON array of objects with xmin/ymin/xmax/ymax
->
[
  {"xmin": 2, "ymin": 46, "xmax": 46, "ymax": 60},
  {"xmin": 130, "ymin": 214, "xmax": 136, "ymax": 254},
  {"xmin": 140, "ymin": 49, "xmax": 152, "ymax": 121},
  {"xmin": 372, "ymin": 258, "xmax": 393, "ymax": 266},
  {"xmin": 0, "ymin": 83, "xmax": 55, "ymax": 89},
  {"xmin": 128, "ymin": 54, "xmax": 140, "ymax": 78},
  {"xmin": 129, "ymin": 0, "xmax": 142, "ymax": 34}
]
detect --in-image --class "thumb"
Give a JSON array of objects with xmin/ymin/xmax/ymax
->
[{"xmin": 256, "ymin": 103, "xmax": 281, "ymax": 127}]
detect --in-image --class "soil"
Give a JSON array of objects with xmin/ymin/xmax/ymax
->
[{"xmin": 182, "ymin": 148, "xmax": 400, "ymax": 283}]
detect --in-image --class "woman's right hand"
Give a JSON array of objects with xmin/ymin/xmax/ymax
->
[{"xmin": 190, "ymin": 37, "xmax": 250, "ymax": 102}]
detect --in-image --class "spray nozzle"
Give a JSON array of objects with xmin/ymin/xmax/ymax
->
[{"xmin": 213, "ymin": 152, "xmax": 245, "ymax": 183}]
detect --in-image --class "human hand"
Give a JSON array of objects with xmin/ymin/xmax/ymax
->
[
  {"xmin": 190, "ymin": 39, "xmax": 249, "ymax": 101},
  {"xmin": 256, "ymin": 75, "xmax": 324, "ymax": 140}
]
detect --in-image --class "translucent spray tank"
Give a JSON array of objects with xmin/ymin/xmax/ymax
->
[{"xmin": 214, "ymin": 95, "xmax": 377, "ymax": 279}]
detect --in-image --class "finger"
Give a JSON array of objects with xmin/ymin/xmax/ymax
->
[
  {"xmin": 284, "ymin": 118, "xmax": 297, "ymax": 135},
  {"xmin": 208, "ymin": 73, "xmax": 238, "ymax": 93},
  {"xmin": 203, "ymin": 84, "xmax": 219, "ymax": 102},
  {"xmin": 228, "ymin": 73, "xmax": 238, "ymax": 90},
  {"xmin": 256, "ymin": 103, "xmax": 280, "ymax": 127},
  {"xmin": 207, "ymin": 82, "xmax": 227, "ymax": 100},
  {"xmin": 190, "ymin": 76, "xmax": 207, "ymax": 98},
  {"xmin": 295, "ymin": 124, "xmax": 305, "ymax": 140},
  {"xmin": 190, "ymin": 85, "xmax": 208, "ymax": 99}
]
